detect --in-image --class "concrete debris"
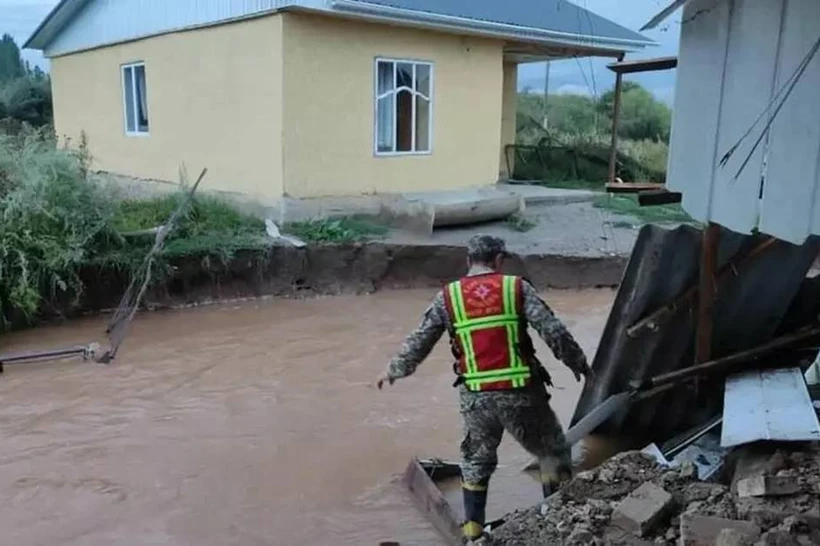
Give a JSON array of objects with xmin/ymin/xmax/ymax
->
[
  {"xmin": 679, "ymin": 514, "xmax": 760, "ymax": 545},
  {"xmin": 611, "ymin": 483, "xmax": 675, "ymax": 537},
  {"xmin": 736, "ymin": 475, "xmax": 801, "ymax": 499},
  {"xmin": 486, "ymin": 444, "xmax": 820, "ymax": 546}
]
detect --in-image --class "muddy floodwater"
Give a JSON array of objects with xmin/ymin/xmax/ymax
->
[{"xmin": 0, "ymin": 288, "xmax": 614, "ymax": 546}]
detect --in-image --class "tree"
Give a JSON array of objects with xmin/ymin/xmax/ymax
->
[
  {"xmin": 598, "ymin": 81, "xmax": 672, "ymax": 141},
  {"xmin": 0, "ymin": 34, "xmax": 26, "ymax": 83}
]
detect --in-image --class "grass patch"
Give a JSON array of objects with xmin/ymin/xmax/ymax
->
[
  {"xmin": 505, "ymin": 214, "xmax": 537, "ymax": 232},
  {"xmin": 283, "ymin": 216, "xmax": 388, "ymax": 243},
  {"xmin": 593, "ymin": 194, "xmax": 695, "ymax": 225}
]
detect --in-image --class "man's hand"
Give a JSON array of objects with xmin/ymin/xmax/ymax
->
[{"xmin": 375, "ymin": 372, "xmax": 395, "ymax": 390}]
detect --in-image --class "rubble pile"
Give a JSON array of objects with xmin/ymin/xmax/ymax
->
[{"xmin": 487, "ymin": 445, "xmax": 820, "ymax": 546}]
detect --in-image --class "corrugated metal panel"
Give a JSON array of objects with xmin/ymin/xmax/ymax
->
[
  {"xmin": 721, "ymin": 367, "xmax": 820, "ymax": 447},
  {"xmin": 570, "ymin": 223, "xmax": 820, "ymax": 441},
  {"xmin": 339, "ymin": 0, "xmax": 652, "ymax": 46},
  {"xmin": 44, "ymin": 0, "xmax": 315, "ymax": 57},
  {"xmin": 35, "ymin": 0, "xmax": 652, "ymax": 57},
  {"xmin": 666, "ymin": 0, "xmax": 820, "ymax": 245}
]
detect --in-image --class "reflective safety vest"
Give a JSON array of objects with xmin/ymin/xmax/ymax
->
[{"xmin": 442, "ymin": 274, "xmax": 532, "ymax": 392}]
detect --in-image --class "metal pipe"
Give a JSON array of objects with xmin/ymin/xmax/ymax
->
[{"xmin": 0, "ymin": 346, "xmax": 88, "ymax": 365}]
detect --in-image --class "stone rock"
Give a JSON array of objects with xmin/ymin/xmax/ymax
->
[
  {"xmin": 716, "ymin": 528, "xmax": 755, "ymax": 546},
  {"xmin": 566, "ymin": 525, "xmax": 595, "ymax": 545},
  {"xmin": 611, "ymin": 483, "xmax": 675, "ymax": 537},
  {"xmin": 679, "ymin": 514, "xmax": 761, "ymax": 546},
  {"xmin": 756, "ymin": 530, "xmax": 801, "ymax": 546}
]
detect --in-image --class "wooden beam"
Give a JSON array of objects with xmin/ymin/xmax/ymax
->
[
  {"xmin": 627, "ymin": 237, "xmax": 779, "ymax": 338},
  {"xmin": 608, "ymin": 56, "xmax": 625, "ymax": 184},
  {"xmin": 696, "ymin": 223, "xmax": 721, "ymax": 365},
  {"xmin": 606, "ymin": 182, "xmax": 665, "ymax": 193},
  {"xmin": 607, "ymin": 56, "xmax": 678, "ymax": 74},
  {"xmin": 402, "ymin": 458, "xmax": 462, "ymax": 546}
]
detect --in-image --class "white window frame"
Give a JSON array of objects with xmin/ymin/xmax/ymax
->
[
  {"xmin": 121, "ymin": 62, "xmax": 149, "ymax": 137},
  {"xmin": 373, "ymin": 57, "xmax": 434, "ymax": 157}
]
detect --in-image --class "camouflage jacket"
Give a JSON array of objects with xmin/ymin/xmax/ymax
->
[{"xmin": 386, "ymin": 266, "xmax": 590, "ymax": 382}]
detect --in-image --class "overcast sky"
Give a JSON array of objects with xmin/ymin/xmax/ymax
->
[{"xmin": 1, "ymin": 0, "xmax": 681, "ymax": 101}]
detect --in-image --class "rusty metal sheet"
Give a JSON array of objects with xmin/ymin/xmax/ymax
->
[
  {"xmin": 721, "ymin": 367, "xmax": 820, "ymax": 447},
  {"xmin": 570, "ymin": 224, "xmax": 820, "ymax": 443}
]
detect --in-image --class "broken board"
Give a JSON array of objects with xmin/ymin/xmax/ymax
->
[
  {"xmin": 721, "ymin": 367, "xmax": 820, "ymax": 448},
  {"xmin": 402, "ymin": 458, "xmax": 462, "ymax": 546}
]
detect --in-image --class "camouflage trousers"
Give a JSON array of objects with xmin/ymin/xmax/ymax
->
[{"xmin": 458, "ymin": 383, "xmax": 571, "ymax": 487}]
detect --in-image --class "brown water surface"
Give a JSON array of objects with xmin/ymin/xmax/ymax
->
[{"xmin": 0, "ymin": 288, "xmax": 614, "ymax": 546}]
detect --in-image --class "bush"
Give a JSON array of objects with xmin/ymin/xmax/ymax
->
[{"xmin": 0, "ymin": 127, "xmax": 120, "ymax": 326}]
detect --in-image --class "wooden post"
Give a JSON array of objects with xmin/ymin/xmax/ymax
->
[
  {"xmin": 608, "ymin": 55, "xmax": 625, "ymax": 184},
  {"xmin": 695, "ymin": 223, "xmax": 721, "ymax": 364}
]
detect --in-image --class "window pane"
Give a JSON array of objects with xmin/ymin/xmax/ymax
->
[
  {"xmin": 376, "ymin": 96, "xmax": 394, "ymax": 152},
  {"xmin": 377, "ymin": 61, "xmax": 394, "ymax": 95},
  {"xmin": 396, "ymin": 63, "xmax": 413, "ymax": 89},
  {"xmin": 134, "ymin": 65, "xmax": 149, "ymax": 132},
  {"xmin": 395, "ymin": 89, "xmax": 413, "ymax": 152},
  {"xmin": 415, "ymin": 64, "xmax": 431, "ymax": 97},
  {"xmin": 415, "ymin": 97, "xmax": 430, "ymax": 152},
  {"xmin": 123, "ymin": 66, "xmax": 135, "ymax": 133}
]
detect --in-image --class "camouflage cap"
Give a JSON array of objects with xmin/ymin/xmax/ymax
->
[{"xmin": 466, "ymin": 234, "xmax": 509, "ymax": 262}]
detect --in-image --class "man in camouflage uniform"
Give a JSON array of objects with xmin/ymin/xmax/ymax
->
[{"xmin": 376, "ymin": 235, "xmax": 593, "ymax": 542}]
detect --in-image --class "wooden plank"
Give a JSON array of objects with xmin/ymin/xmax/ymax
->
[
  {"xmin": 761, "ymin": 0, "xmax": 820, "ymax": 244},
  {"xmin": 666, "ymin": 0, "xmax": 732, "ymax": 222},
  {"xmin": 402, "ymin": 458, "xmax": 462, "ymax": 546},
  {"xmin": 710, "ymin": 0, "xmax": 785, "ymax": 235},
  {"xmin": 606, "ymin": 182, "xmax": 665, "ymax": 193},
  {"xmin": 607, "ymin": 56, "xmax": 678, "ymax": 74},
  {"xmin": 721, "ymin": 367, "xmax": 820, "ymax": 448}
]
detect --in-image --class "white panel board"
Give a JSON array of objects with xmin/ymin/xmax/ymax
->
[
  {"xmin": 666, "ymin": 0, "xmax": 732, "ymax": 222},
  {"xmin": 45, "ymin": 0, "xmax": 325, "ymax": 57},
  {"xmin": 721, "ymin": 367, "xmax": 820, "ymax": 448},
  {"xmin": 709, "ymin": 0, "xmax": 784, "ymax": 235},
  {"xmin": 760, "ymin": 0, "xmax": 820, "ymax": 244}
]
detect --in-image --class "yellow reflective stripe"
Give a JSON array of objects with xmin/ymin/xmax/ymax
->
[
  {"xmin": 461, "ymin": 481, "xmax": 489, "ymax": 492},
  {"xmin": 464, "ymin": 368, "xmax": 531, "ymax": 380},
  {"xmin": 503, "ymin": 275, "xmax": 515, "ymax": 316},
  {"xmin": 459, "ymin": 331, "xmax": 478, "ymax": 375},
  {"xmin": 449, "ymin": 281, "xmax": 467, "ymax": 323},
  {"xmin": 453, "ymin": 313, "xmax": 519, "ymax": 330}
]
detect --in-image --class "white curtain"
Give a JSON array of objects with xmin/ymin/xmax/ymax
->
[
  {"xmin": 376, "ymin": 62, "xmax": 394, "ymax": 152},
  {"xmin": 136, "ymin": 66, "xmax": 149, "ymax": 130}
]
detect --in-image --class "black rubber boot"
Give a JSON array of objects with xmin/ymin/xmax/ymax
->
[{"xmin": 461, "ymin": 482, "xmax": 489, "ymax": 541}]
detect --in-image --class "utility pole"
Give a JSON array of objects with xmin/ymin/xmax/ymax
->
[{"xmin": 542, "ymin": 60, "xmax": 550, "ymax": 130}]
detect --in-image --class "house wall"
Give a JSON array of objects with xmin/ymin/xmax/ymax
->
[
  {"xmin": 499, "ymin": 62, "xmax": 519, "ymax": 179},
  {"xmin": 667, "ymin": 0, "xmax": 820, "ymax": 244},
  {"xmin": 50, "ymin": 15, "xmax": 285, "ymax": 200},
  {"xmin": 280, "ymin": 12, "xmax": 506, "ymax": 198}
]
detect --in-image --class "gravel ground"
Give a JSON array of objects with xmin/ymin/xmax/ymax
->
[{"xmin": 385, "ymin": 202, "xmax": 655, "ymax": 258}]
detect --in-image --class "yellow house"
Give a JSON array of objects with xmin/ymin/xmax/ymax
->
[{"xmin": 26, "ymin": 0, "xmax": 652, "ymax": 209}]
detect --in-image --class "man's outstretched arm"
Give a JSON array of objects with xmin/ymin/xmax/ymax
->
[
  {"xmin": 520, "ymin": 280, "xmax": 592, "ymax": 380},
  {"xmin": 379, "ymin": 291, "xmax": 448, "ymax": 387}
]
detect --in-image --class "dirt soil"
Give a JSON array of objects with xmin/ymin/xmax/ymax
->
[
  {"xmin": 386, "ymin": 202, "xmax": 645, "ymax": 258},
  {"xmin": 487, "ymin": 444, "xmax": 820, "ymax": 546}
]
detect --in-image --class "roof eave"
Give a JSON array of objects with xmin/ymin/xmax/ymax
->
[
  {"xmin": 23, "ymin": 0, "xmax": 87, "ymax": 50},
  {"xmin": 331, "ymin": 0, "xmax": 657, "ymax": 53}
]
